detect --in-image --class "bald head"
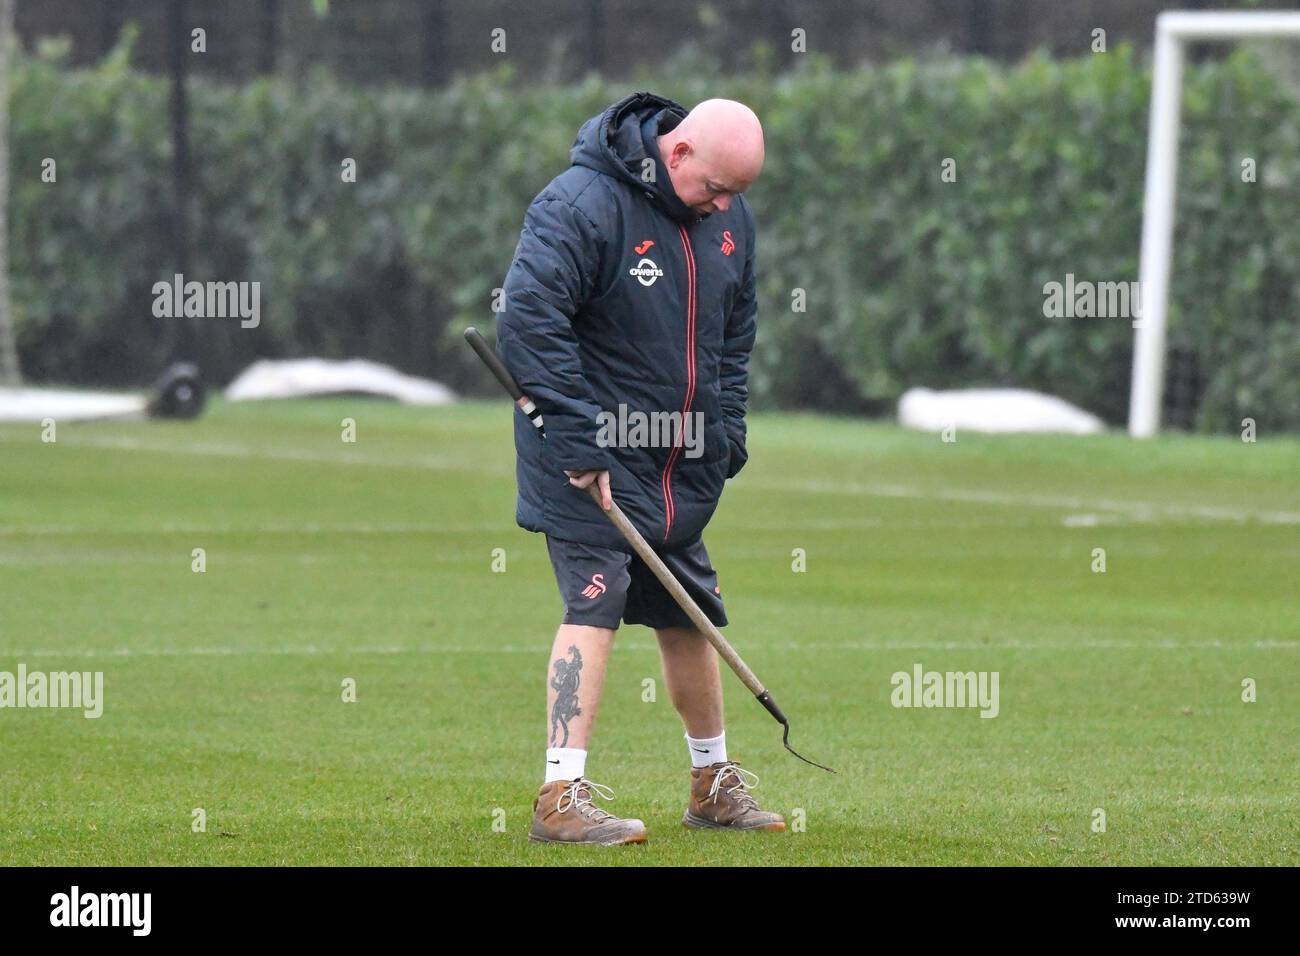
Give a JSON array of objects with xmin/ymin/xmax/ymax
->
[{"xmin": 658, "ymin": 98, "xmax": 764, "ymax": 217}]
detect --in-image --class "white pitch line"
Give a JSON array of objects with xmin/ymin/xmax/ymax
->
[
  {"xmin": 0, "ymin": 522, "xmax": 517, "ymax": 536},
  {"xmin": 0, "ymin": 644, "xmax": 588, "ymax": 658},
  {"xmin": 789, "ymin": 639, "xmax": 1299, "ymax": 651},
  {"xmin": 2, "ymin": 639, "xmax": 1293, "ymax": 658},
  {"xmin": 743, "ymin": 477, "xmax": 1300, "ymax": 524},
  {"xmin": 0, "ymin": 524, "xmax": 514, "ymax": 538},
  {"xmin": 3, "ymin": 433, "xmax": 513, "ymax": 477},
  {"xmin": 7, "ymin": 432, "xmax": 1298, "ymax": 525}
]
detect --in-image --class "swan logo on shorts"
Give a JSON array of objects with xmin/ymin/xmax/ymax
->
[
  {"xmin": 629, "ymin": 258, "xmax": 664, "ymax": 287},
  {"xmin": 581, "ymin": 573, "xmax": 607, "ymax": 600}
]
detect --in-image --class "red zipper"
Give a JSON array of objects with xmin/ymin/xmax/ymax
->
[{"xmin": 661, "ymin": 223, "xmax": 697, "ymax": 542}]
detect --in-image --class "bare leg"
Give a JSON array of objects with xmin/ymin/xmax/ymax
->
[
  {"xmin": 655, "ymin": 625, "xmax": 724, "ymax": 738},
  {"xmin": 545, "ymin": 624, "xmax": 616, "ymax": 751}
]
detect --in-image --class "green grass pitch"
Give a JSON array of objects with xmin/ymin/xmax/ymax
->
[{"xmin": 1, "ymin": 398, "xmax": 1296, "ymax": 865}]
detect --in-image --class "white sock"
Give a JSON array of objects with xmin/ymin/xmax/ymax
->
[
  {"xmin": 686, "ymin": 731, "xmax": 727, "ymax": 769},
  {"xmin": 545, "ymin": 747, "xmax": 586, "ymax": 783}
]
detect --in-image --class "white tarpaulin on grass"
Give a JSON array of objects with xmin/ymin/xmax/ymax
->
[
  {"xmin": 898, "ymin": 387, "xmax": 1106, "ymax": 435},
  {"xmin": 0, "ymin": 388, "xmax": 148, "ymax": 423},
  {"xmin": 225, "ymin": 358, "xmax": 456, "ymax": 405}
]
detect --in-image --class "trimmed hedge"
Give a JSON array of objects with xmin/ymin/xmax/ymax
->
[{"xmin": 12, "ymin": 38, "xmax": 1300, "ymax": 430}]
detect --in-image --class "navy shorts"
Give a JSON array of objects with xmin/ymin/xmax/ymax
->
[{"xmin": 545, "ymin": 535, "xmax": 728, "ymax": 631}]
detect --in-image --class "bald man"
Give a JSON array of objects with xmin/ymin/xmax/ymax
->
[{"xmin": 498, "ymin": 92, "xmax": 782, "ymax": 845}]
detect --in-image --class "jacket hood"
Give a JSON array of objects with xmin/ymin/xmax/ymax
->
[{"xmin": 570, "ymin": 91, "xmax": 698, "ymax": 223}]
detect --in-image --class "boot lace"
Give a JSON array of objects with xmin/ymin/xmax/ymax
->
[
  {"xmin": 707, "ymin": 762, "xmax": 761, "ymax": 810},
  {"xmin": 555, "ymin": 778, "xmax": 617, "ymax": 822}
]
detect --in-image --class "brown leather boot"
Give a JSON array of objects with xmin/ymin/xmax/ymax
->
[
  {"xmin": 528, "ymin": 778, "xmax": 648, "ymax": 845},
  {"xmin": 683, "ymin": 761, "xmax": 786, "ymax": 831}
]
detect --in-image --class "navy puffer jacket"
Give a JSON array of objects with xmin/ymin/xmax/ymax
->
[{"xmin": 497, "ymin": 91, "xmax": 758, "ymax": 551}]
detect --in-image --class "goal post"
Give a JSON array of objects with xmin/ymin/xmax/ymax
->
[{"xmin": 1129, "ymin": 10, "xmax": 1300, "ymax": 438}]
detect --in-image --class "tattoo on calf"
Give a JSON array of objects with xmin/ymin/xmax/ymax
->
[{"xmin": 549, "ymin": 645, "xmax": 583, "ymax": 747}]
